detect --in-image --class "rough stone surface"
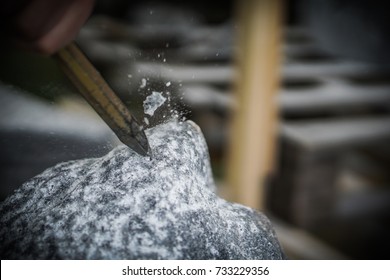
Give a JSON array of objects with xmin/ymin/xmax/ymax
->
[{"xmin": 0, "ymin": 120, "xmax": 284, "ymax": 260}]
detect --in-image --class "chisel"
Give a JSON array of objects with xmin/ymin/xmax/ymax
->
[{"xmin": 55, "ymin": 42, "xmax": 150, "ymax": 156}]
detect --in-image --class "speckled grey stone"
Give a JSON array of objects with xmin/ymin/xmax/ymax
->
[{"xmin": 0, "ymin": 120, "xmax": 284, "ymax": 260}]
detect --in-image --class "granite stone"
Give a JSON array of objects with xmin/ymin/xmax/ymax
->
[{"xmin": 0, "ymin": 120, "xmax": 285, "ymax": 259}]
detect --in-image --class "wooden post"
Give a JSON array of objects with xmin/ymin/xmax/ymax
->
[{"xmin": 227, "ymin": 0, "xmax": 283, "ymax": 209}]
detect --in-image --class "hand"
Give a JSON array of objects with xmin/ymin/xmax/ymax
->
[{"xmin": 1, "ymin": 0, "xmax": 95, "ymax": 55}]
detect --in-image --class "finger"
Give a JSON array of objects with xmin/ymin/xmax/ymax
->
[
  {"xmin": 14, "ymin": 0, "xmax": 70, "ymax": 41},
  {"xmin": 15, "ymin": 0, "xmax": 95, "ymax": 55}
]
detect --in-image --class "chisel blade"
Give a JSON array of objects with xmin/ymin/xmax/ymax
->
[{"xmin": 56, "ymin": 42, "xmax": 150, "ymax": 156}]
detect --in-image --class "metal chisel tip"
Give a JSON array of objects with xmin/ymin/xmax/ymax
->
[{"xmin": 118, "ymin": 117, "xmax": 151, "ymax": 157}]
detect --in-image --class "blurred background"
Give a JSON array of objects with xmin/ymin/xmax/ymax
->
[{"xmin": 1, "ymin": 0, "xmax": 390, "ymax": 259}]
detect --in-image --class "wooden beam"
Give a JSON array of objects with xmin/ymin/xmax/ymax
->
[
  {"xmin": 226, "ymin": 0, "xmax": 283, "ymax": 209},
  {"xmin": 281, "ymin": 116, "xmax": 390, "ymax": 150}
]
